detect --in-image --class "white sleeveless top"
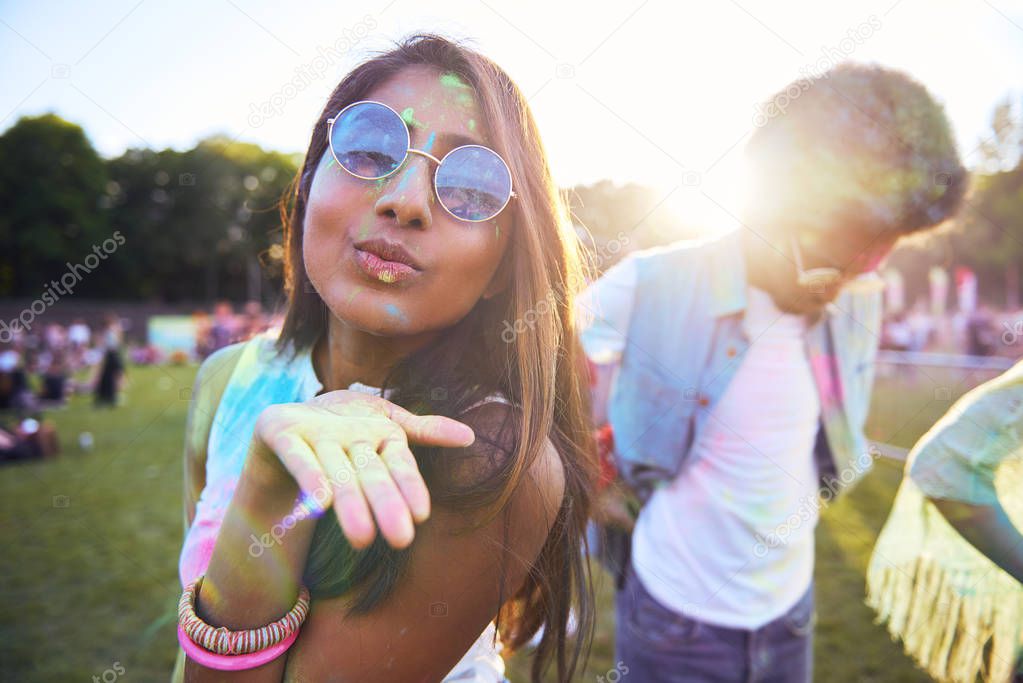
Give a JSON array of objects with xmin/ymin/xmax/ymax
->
[{"xmin": 176, "ymin": 330, "xmax": 511, "ymax": 682}]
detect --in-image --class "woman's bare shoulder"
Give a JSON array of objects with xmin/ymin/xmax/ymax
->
[
  {"xmin": 445, "ymin": 400, "xmax": 565, "ymax": 511},
  {"xmin": 528, "ymin": 432, "xmax": 567, "ymax": 520}
]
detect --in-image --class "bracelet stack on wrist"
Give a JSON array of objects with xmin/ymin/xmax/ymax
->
[{"xmin": 177, "ymin": 574, "xmax": 311, "ymax": 670}]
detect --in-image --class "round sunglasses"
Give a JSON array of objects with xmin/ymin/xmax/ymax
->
[{"xmin": 326, "ymin": 100, "xmax": 516, "ymax": 223}]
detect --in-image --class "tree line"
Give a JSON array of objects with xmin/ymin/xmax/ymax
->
[{"xmin": 1, "ymin": 103, "xmax": 1021, "ymax": 308}]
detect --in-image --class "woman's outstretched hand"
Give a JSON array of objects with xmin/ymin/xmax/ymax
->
[{"xmin": 248, "ymin": 390, "xmax": 475, "ymax": 550}]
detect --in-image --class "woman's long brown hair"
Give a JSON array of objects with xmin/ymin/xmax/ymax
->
[{"xmin": 272, "ymin": 34, "xmax": 597, "ymax": 682}]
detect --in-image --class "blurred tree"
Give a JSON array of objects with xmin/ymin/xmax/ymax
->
[
  {"xmin": 952, "ymin": 164, "xmax": 1023, "ymax": 308},
  {"xmin": 9, "ymin": 106, "xmax": 1013, "ymax": 310},
  {"xmin": 889, "ymin": 97, "xmax": 1023, "ymax": 310},
  {"xmin": 566, "ymin": 180, "xmax": 703, "ymax": 265},
  {"xmin": 977, "ymin": 95, "xmax": 1022, "ymax": 174},
  {"xmin": 0, "ymin": 115, "xmax": 299, "ymax": 303},
  {"xmin": 953, "ymin": 98, "xmax": 1023, "ymax": 308},
  {"xmin": 105, "ymin": 136, "xmax": 297, "ymax": 303},
  {"xmin": 0, "ymin": 113, "xmax": 110, "ymax": 297}
]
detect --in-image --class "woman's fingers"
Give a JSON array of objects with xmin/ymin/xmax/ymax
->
[
  {"xmin": 274, "ymin": 392, "xmax": 467, "ymax": 549},
  {"xmin": 378, "ymin": 435, "xmax": 431, "ymax": 523},
  {"xmin": 347, "ymin": 440, "xmax": 415, "ymax": 549},
  {"xmin": 382, "ymin": 403, "xmax": 475, "ymax": 448},
  {"xmin": 311, "ymin": 438, "xmax": 376, "ymax": 549},
  {"xmin": 266, "ymin": 431, "xmax": 332, "ymax": 511},
  {"xmin": 312, "ymin": 391, "xmax": 475, "ymax": 448}
]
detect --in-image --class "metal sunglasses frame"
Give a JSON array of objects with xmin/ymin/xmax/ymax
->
[
  {"xmin": 326, "ymin": 99, "xmax": 517, "ymax": 223},
  {"xmin": 790, "ymin": 235, "xmax": 843, "ymax": 290}
]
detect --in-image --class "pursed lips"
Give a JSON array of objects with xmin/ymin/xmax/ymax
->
[
  {"xmin": 353, "ymin": 237, "xmax": 423, "ymax": 271},
  {"xmin": 352, "ymin": 237, "xmax": 424, "ymax": 284}
]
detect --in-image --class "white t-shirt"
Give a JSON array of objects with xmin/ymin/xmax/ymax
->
[{"xmin": 578, "ymin": 262, "xmax": 822, "ymax": 629}]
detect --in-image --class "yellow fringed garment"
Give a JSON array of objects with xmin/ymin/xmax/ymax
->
[{"xmin": 866, "ymin": 362, "xmax": 1023, "ymax": 683}]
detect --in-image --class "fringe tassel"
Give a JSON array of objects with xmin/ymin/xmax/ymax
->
[{"xmin": 866, "ymin": 555, "xmax": 1023, "ymax": 683}]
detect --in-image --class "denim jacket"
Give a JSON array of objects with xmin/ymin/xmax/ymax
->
[{"xmin": 578, "ymin": 230, "xmax": 883, "ymax": 507}]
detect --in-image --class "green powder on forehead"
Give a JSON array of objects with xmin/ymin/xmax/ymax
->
[
  {"xmin": 468, "ymin": 119, "xmax": 476, "ymax": 131},
  {"xmin": 439, "ymin": 72, "xmax": 470, "ymax": 90},
  {"xmin": 440, "ymin": 72, "xmax": 475, "ymax": 109},
  {"xmin": 400, "ymin": 107, "xmax": 424, "ymax": 128}
]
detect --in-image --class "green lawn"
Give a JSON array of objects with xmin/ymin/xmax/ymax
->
[{"xmin": 0, "ymin": 363, "xmax": 1001, "ymax": 681}]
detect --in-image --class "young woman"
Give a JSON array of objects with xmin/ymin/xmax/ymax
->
[{"xmin": 173, "ymin": 34, "xmax": 597, "ymax": 682}]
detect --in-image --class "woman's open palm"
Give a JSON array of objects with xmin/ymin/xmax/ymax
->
[{"xmin": 249, "ymin": 390, "xmax": 475, "ymax": 550}]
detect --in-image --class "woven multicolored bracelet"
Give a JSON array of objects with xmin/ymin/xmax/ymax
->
[{"xmin": 178, "ymin": 574, "xmax": 311, "ymax": 656}]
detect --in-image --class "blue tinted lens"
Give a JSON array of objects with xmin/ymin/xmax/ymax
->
[
  {"xmin": 330, "ymin": 102, "xmax": 407, "ymax": 179},
  {"xmin": 435, "ymin": 146, "xmax": 512, "ymax": 221}
]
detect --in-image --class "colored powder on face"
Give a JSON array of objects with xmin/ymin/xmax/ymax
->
[
  {"xmin": 468, "ymin": 119, "xmax": 476, "ymax": 131},
  {"xmin": 422, "ymin": 131, "xmax": 437, "ymax": 154},
  {"xmin": 384, "ymin": 303, "xmax": 408, "ymax": 323},
  {"xmin": 347, "ymin": 286, "xmax": 363, "ymax": 304},
  {"xmin": 396, "ymin": 170, "xmax": 412, "ymax": 192},
  {"xmin": 440, "ymin": 72, "xmax": 470, "ymax": 90},
  {"xmin": 439, "ymin": 72, "xmax": 475, "ymax": 109},
  {"xmin": 384, "ymin": 304, "xmax": 407, "ymax": 323},
  {"xmin": 400, "ymin": 107, "xmax": 424, "ymax": 129},
  {"xmin": 357, "ymin": 214, "xmax": 373, "ymax": 240},
  {"xmin": 377, "ymin": 272, "xmax": 396, "ymax": 284}
]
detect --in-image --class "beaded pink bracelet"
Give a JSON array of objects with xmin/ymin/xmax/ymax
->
[
  {"xmin": 178, "ymin": 623, "xmax": 299, "ymax": 671},
  {"xmin": 178, "ymin": 574, "xmax": 310, "ymax": 656}
]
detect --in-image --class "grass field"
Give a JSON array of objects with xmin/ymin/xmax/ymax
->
[{"xmin": 0, "ymin": 362, "xmax": 1002, "ymax": 681}]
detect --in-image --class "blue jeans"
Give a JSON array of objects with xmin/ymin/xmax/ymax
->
[{"xmin": 615, "ymin": 558, "xmax": 814, "ymax": 682}]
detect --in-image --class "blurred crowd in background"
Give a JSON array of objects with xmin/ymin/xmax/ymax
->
[
  {"xmin": 3, "ymin": 256, "xmax": 1023, "ymax": 467},
  {"xmin": 0, "ymin": 300, "xmax": 282, "ymax": 464}
]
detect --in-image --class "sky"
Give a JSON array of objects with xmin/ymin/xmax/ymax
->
[{"xmin": 2, "ymin": 0, "xmax": 1022, "ymax": 234}]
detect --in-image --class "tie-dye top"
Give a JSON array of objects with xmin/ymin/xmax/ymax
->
[{"xmin": 176, "ymin": 330, "xmax": 510, "ymax": 682}]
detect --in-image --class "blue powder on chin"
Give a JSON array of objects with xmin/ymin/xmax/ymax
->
[{"xmin": 384, "ymin": 303, "xmax": 408, "ymax": 323}]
